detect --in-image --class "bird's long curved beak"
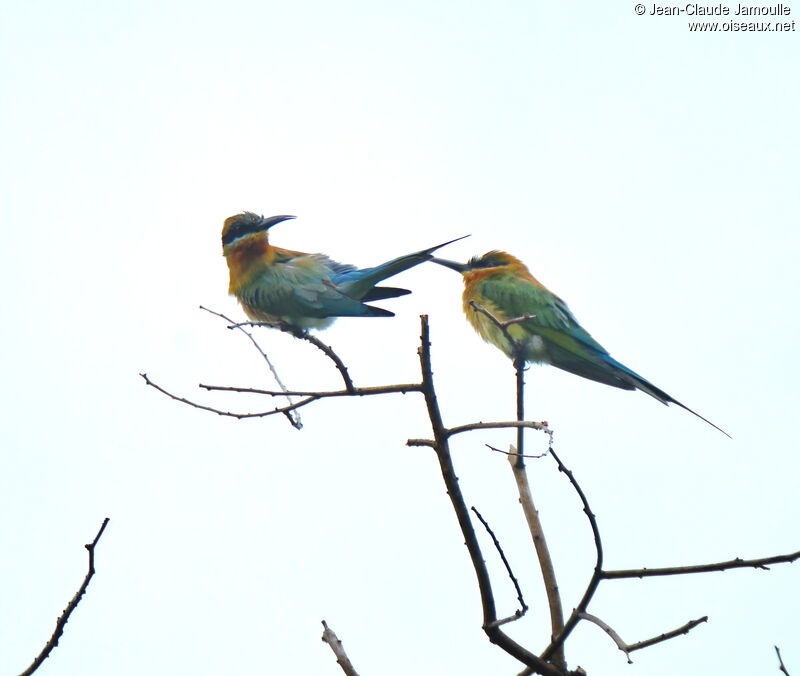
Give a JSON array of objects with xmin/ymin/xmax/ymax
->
[
  {"xmin": 261, "ymin": 214, "xmax": 296, "ymax": 230},
  {"xmin": 430, "ymin": 257, "xmax": 469, "ymax": 273}
]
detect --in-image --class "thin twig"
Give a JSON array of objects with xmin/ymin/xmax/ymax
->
[
  {"xmin": 541, "ymin": 443, "xmax": 604, "ymax": 662},
  {"xmin": 578, "ymin": 613, "xmax": 633, "ymax": 663},
  {"xmin": 199, "ymin": 383, "xmax": 422, "ymax": 398},
  {"xmin": 140, "ymin": 373, "xmax": 320, "ymax": 419},
  {"xmin": 221, "ymin": 316, "xmax": 356, "ymax": 392},
  {"xmin": 471, "ymin": 506, "xmax": 528, "ymax": 624},
  {"xmin": 406, "ymin": 438, "xmax": 435, "ymax": 448},
  {"xmin": 321, "ymin": 621, "xmax": 360, "ymax": 676},
  {"xmin": 200, "ymin": 305, "xmax": 302, "ymax": 428},
  {"xmin": 625, "ymin": 615, "xmax": 708, "ymax": 652},
  {"xmin": 602, "ymin": 551, "xmax": 800, "ymax": 579},
  {"xmin": 469, "ymin": 301, "xmax": 536, "ymax": 331},
  {"xmin": 144, "ymin": 373, "xmax": 421, "ymax": 419},
  {"xmin": 446, "ymin": 421, "xmax": 549, "ymax": 437},
  {"xmin": 287, "ymin": 326, "xmax": 355, "ymax": 393},
  {"xmin": 578, "ymin": 612, "xmax": 707, "ymax": 661},
  {"xmin": 776, "ymin": 645, "xmax": 791, "ymax": 676},
  {"xmin": 579, "ymin": 612, "xmax": 707, "ymax": 662},
  {"xmin": 486, "ymin": 443, "xmax": 548, "ymax": 460},
  {"xmin": 18, "ymin": 519, "xmax": 110, "ymax": 676}
]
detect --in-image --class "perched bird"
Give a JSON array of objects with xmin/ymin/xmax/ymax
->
[
  {"xmin": 222, "ymin": 212, "xmax": 465, "ymax": 331},
  {"xmin": 433, "ymin": 250, "xmax": 729, "ymax": 437}
]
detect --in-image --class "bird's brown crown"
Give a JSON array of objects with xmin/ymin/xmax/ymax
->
[
  {"xmin": 221, "ymin": 213, "xmax": 295, "ymax": 248},
  {"xmin": 467, "ymin": 250, "xmax": 524, "ymax": 270}
]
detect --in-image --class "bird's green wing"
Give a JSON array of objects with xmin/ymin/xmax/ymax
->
[
  {"xmin": 290, "ymin": 280, "xmax": 393, "ymax": 318},
  {"xmin": 243, "ymin": 255, "xmax": 391, "ymax": 320},
  {"xmin": 475, "ymin": 275, "xmax": 607, "ymax": 352},
  {"xmin": 475, "ymin": 275, "xmax": 638, "ymax": 389}
]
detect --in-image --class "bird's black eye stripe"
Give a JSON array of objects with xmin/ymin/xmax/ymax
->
[
  {"xmin": 222, "ymin": 218, "xmax": 263, "ymax": 246},
  {"xmin": 222, "ymin": 214, "xmax": 296, "ymax": 246},
  {"xmin": 470, "ymin": 253, "xmax": 508, "ymax": 269}
]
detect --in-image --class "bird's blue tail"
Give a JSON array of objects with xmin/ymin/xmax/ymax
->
[
  {"xmin": 602, "ymin": 354, "xmax": 731, "ymax": 438},
  {"xmin": 338, "ymin": 235, "xmax": 469, "ymax": 300}
]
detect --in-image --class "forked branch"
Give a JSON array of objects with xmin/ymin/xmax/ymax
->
[
  {"xmin": 200, "ymin": 305, "xmax": 303, "ymax": 427},
  {"xmin": 141, "ymin": 375, "xmax": 421, "ymax": 419},
  {"xmin": 218, "ymin": 312, "xmax": 355, "ymax": 392},
  {"xmin": 18, "ymin": 519, "xmax": 110, "ymax": 676},
  {"xmin": 415, "ymin": 315, "xmax": 573, "ymax": 676},
  {"xmin": 540, "ymin": 444, "xmax": 603, "ymax": 663},
  {"xmin": 467, "ymin": 302, "xmax": 566, "ymax": 668},
  {"xmin": 579, "ymin": 612, "xmax": 708, "ymax": 663},
  {"xmin": 142, "ymin": 310, "xmax": 800, "ymax": 674}
]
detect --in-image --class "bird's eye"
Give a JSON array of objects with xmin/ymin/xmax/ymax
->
[
  {"xmin": 223, "ymin": 222, "xmax": 247, "ymax": 245},
  {"xmin": 222, "ymin": 213, "xmax": 267, "ymax": 246}
]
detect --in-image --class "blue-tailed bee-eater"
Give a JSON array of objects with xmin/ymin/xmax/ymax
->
[
  {"xmin": 222, "ymin": 212, "xmax": 466, "ymax": 331},
  {"xmin": 433, "ymin": 250, "xmax": 729, "ymax": 437}
]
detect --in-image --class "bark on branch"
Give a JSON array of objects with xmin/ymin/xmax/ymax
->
[{"xmin": 18, "ymin": 519, "xmax": 110, "ymax": 676}]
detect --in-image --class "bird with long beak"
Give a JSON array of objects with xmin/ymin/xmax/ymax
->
[
  {"xmin": 432, "ymin": 250, "xmax": 729, "ymax": 437},
  {"xmin": 222, "ymin": 212, "xmax": 466, "ymax": 332}
]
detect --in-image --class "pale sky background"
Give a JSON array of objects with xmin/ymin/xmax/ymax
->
[{"xmin": 1, "ymin": 2, "xmax": 798, "ymax": 675}]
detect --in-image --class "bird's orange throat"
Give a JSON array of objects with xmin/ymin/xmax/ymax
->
[{"xmin": 223, "ymin": 233, "xmax": 272, "ymax": 293}]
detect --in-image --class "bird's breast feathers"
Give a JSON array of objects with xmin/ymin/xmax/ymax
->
[{"xmin": 227, "ymin": 252, "xmax": 337, "ymax": 324}]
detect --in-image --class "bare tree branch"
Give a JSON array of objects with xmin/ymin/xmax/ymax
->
[
  {"xmin": 471, "ymin": 506, "xmax": 528, "ymax": 626},
  {"xmin": 406, "ymin": 438, "xmax": 436, "ymax": 448},
  {"xmin": 198, "ymin": 383, "xmax": 422, "ymax": 398},
  {"xmin": 18, "ymin": 519, "xmax": 110, "ymax": 676},
  {"xmin": 140, "ymin": 373, "xmax": 320, "ymax": 419},
  {"xmin": 508, "ymin": 447, "xmax": 565, "ymax": 669},
  {"xmin": 220, "ymin": 315, "xmax": 356, "ymax": 392},
  {"xmin": 321, "ymin": 621, "xmax": 360, "ymax": 676},
  {"xmin": 143, "ymin": 309, "xmax": 800, "ymax": 672},
  {"xmin": 487, "ymin": 444, "xmax": 549, "ymax": 460},
  {"xmin": 578, "ymin": 612, "xmax": 633, "ymax": 663},
  {"xmin": 602, "ymin": 551, "xmax": 800, "ymax": 579},
  {"xmin": 415, "ymin": 315, "xmax": 572, "ymax": 676},
  {"xmin": 540, "ymin": 444, "xmax": 604, "ymax": 663},
  {"xmin": 143, "ymin": 373, "xmax": 422, "ymax": 421},
  {"xmin": 468, "ymin": 301, "xmax": 536, "ymax": 332},
  {"xmin": 464, "ymin": 303, "xmax": 567, "ymax": 668},
  {"xmin": 625, "ymin": 615, "xmax": 708, "ymax": 652},
  {"xmin": 776, "ymin": 645, "xmax": 791, "ymax": 676},
  {"xmin": 446, "ymin": 420, "xmax": 549, "ymax": 437},
  {"xmin": 578, "ymin": 612, "xmax": 707, "ymax": 661},
  {"xmin": 200, "ymin": 305, "xmax": 302, "ymax": 428}
]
